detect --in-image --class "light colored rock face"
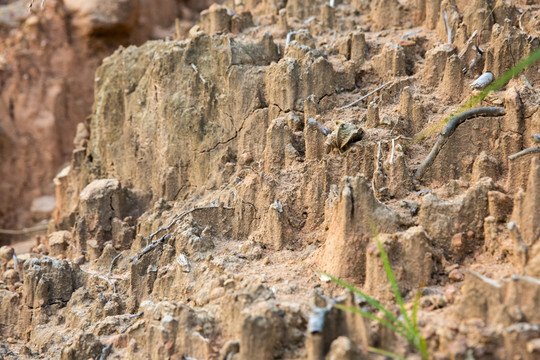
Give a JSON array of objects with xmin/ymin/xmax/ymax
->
[
  {"xmin": 2, "ymin": 0, "xmax": 540, "ymax": 359},
  {"xmin": 0, "ymin": 0, "xmax": 216, "ymax": 232}
]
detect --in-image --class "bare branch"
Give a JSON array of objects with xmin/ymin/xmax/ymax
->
[
  {"xmin": 338, "ymin": 81, "xmax": 392, "ymax": 110},
  {"xmin": 509, "ymin": 146, "xmax": 540, "ymax": 160},
  {"xmin": 415, "ymin": 107, "xmax": 505, "ymax": 180}
]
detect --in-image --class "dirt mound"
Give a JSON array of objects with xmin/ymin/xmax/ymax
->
[{"xmin": 1, "ymin": 0, "xmax": 539, "ymax": 359}]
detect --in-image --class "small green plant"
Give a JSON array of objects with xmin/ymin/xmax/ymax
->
[{"xmin": 319, "ymin": 230, "xmax": 428, "ymax": 359}]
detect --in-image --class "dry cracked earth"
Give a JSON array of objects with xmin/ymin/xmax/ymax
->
[{"xmin": 0, "ymin": 0, "xmax": 540, "ymax": 359}]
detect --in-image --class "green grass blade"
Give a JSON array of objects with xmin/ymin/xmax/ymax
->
[
  {"xmin": 317, "ymin": 271, "xmax": 410, "ymax": 336},
  {"xmin": 415, "ymin": 47, "xmax": 540, "ymax": 141},
  {"xmin": 412, "ymin": 289, "xmax": 421, "ymax": 329},
  {"xmin": 335, "ymin": 304, "xmax": 412, "ymax": 341},
  {"xmin": 367, "ymin": 346, "xmax": 407, "ymax": 360},
  {"xmin": 375, "ymin": 240, "xmax": 414, "ymax": 333}
]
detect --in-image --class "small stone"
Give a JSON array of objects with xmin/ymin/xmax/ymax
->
[
  {"xmin": 526, "ymin": 338, "xmax": 540, "ymax": 353},
  {"xmin": 238, "ymin": 152, "xmax": 254, "ymax": 166},
  {"xmin": 210, "ymin": 286, "xmax": 226, "ymax": 300},
  {"xmin": 0, "ymin": 246, "xmax": 15, "ymax": 264},
  {"xmin": 36, "ymin": 244, "xmax": 48, "ymax": 255},
  {"xmin": 2, "ymin": 269, "xmax": 19, "ymax": 285},
  {"xmin": 223, "ymin": 279, "xmax": 236, "ymax": 289},
  {"xmin": 74, "ymin": 255, "xmax": 86, "ymax": 265},
  {"xmin": 449, "ymin": 268, "xmax": 464, "ymax": 282},
  {"xmin": 445, "ymin": 286, "xmax": 459, "ymax": 303}
]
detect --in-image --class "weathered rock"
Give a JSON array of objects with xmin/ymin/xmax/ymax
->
[
  {"xmin": 72, "ymin": 179, "xmax": 140, "ymax": 258},
  {"xmin": 22, "ymin": 257, "xmax": 78, "ymax": 309},
  {"xmin": 459, "ymin": 271, "xmax": 540, "ymax": 328},
  {"xmin": 325, "ymin": 336, "xmax": 362, "ymax": 360},
  {"xmin": 419, "ymin": 178, "xmax": 494, "ymax": 254},
  {"xmin": 512, "ymin": 157, "xmax": 540, "ymax": 248},
  {"xmin": 60, "ymin": 332, "xmax": 103, "ymax": 360},
  {"xmin": 48, "ymin": 231, "xmax": 71, "ymax": 257},
  {"xmin": 365, "ymin": 226, "xmax": 436, "ymax": 300},
  {"xmin": 317, "ymin": 173, "xmax": 401, "ymax": 282}
]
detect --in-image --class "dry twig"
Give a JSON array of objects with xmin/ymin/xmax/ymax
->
[
  {"xmin": 108, "ymin": 254, "xmax": 122, "ymax": 276},
  {"xmin": 443, "ymin": 11, "xmax": 452, "ymax": 44},
  {"xmin": 0, "ymin": 224, "xmax": 47, "ymax": 235},
  {"xmin": 338, "ymin": 81, "xmax": 392, "ymax": 110},
  {"xmin": 414, "ymin": 107, "xmax": 505, "ymax": 180},
  {"xmin": 508, "ymin": 146, "xmax": 540, "ymax": 160}
]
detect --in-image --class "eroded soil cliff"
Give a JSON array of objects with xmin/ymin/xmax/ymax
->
[{"xmin": 1, "ymin": 0, "xmax": 540, "ymax": 359}]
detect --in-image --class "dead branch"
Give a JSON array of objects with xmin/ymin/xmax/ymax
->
[
  {"xmin": 338, "ymin": 81, "xmax": 392, "ymax": 110},
  {"xmin": 146, "ymin": 205, "xmax": 232, "ymax": 243},
  {"xmin": 508, "ymin": 146, "xmax": 540, "ymax": 160},
  {"xmin": 372, "ymin": 142, "xmax": 383, "ymax": 203},
  {"xmin": 108, "ymin": 254, "xmax": 122, "ymax": 276},
  {"xmin": 131, "ymin": 205, "xmax": 234, "ymax": 262},
  {"xmin": 414, "ymin": 107, "xmax": 505, "ymax": 180},
  {"xmin": 98, "ymin": 343, "xmax": 112, "ymax": 360},
  {"xmin": 0, "ymin": 224, "xmax": 47, "ymax": 236},
  {"xmin": 67, "ymin": 241, "xmax": 87, "ymax": 255},
  {"xmin": 286, "ymin": 31, "xmax": 297, "ymax": 46},
  {"xmin": 121, "ymin": 312, "xmax": 144, "ymax": 334},
  {"xmin": 129, "ymin": 234, "xmax": 172, "ymax": 262}
]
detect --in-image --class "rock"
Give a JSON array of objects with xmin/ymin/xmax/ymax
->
[
  {"xmin": 512, "ymin": 157, "xmax": 540, "ymax": 247},
  {"xmin": 60, "ymin": 332, "xmax": 104, "ymax": 360},
  {"xmin": 30, "ymin": 196, "xmax": 56, "ymax": 221},
  {"xmin": 419, "ymin": 178, "xmax": 494, "ymax": 255},
  {"xmin": 318, "ymin": 173, "xmax": 401, "ymax": 281},
  {"xmin": 22, "ymin": 257, "xmax": 79, "ymax": 309},
  {"xmin": 422, "ymin": 44, "xmax": 455, "ymax": 87},
  {"xmin": 366, "ymin": 226, "xmax": 436, "ymax": 300},
  {"xmin": 373, "ymin": 43, "xmax": 407, "ymax": 79},
  {"xmin": 0, "ymin": 246, "xmax": 14, "ymax": 271},
  {"xmin": 219, "ymin": 340, "xmax": 240, "ymax": 360},
  {"xmin": 325, "ymin": 336, "xmax": 362, "ymax": 360},
  {"xmin": 73, "ymin": 179, "xmax": 137, "ymax": 258},
  {"xmin": 64, "ymin": 0, "xmax": 139, "ymax": 36},
  {"xmin": 48, "ymin": 231, "xmax": 71, "ymax": 257},
  {"xmin": 2, "ymin": 269, "xmax": 19, "ymax": 285}
]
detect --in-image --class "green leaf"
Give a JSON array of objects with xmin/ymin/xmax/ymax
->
[
  {"xmin": 335, "ymin": 304, "xmax": 411, "ymax": 341},
  {"xmin": 376, "ymin": 239, "xmax": 414, "ymax": 333},
  {"xmin": 317, "ymin": 271, "xmax": 410, "ymax": 336},
  {"xmin": 367, "ymin": 346, "xmax": 407, "ymax": 360}
]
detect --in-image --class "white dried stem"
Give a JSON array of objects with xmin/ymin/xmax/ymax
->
[
  {"xmin": 0, "ymin": 223, "xmax": 47, "ymax": 235},
  {"xmin": 372, "ymin": 142, "xmax": 382, "ymax": 203},
  {"xmin": 443, "ymin": 11, "xmax": 452, "ymax": 44},
  {"xmin": 307, "ymin": 117, "xmax": 331, "ymax": 136},
  {"xmin": 470, "ymin": 72, "xmax": 494, "ymax": 90},
  {"xmin": 338, "ymin": 81, "xmax": 392, "ymax": 110},
  {"xmin": 286, "ymin": 31, "xmax": 297, "ymax": 47},
  {"xmin": 389, "ymin": 138, "xmax": 395, "ymax": 164},
  {"xmin": 508, "ymin": 146, "xmax": 540, "ymax": 160},
  {"xmin": 108, "ymin": 254, "xmax": 122, "ymax": 276}
]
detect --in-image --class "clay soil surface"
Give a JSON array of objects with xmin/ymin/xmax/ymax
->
[{"xmin": 1, "ymin": 0, "xmax": 540, "ymax": 360}]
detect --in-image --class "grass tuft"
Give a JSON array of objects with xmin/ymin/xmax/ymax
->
[{"xmin": 319, "ymin": 227, "xmax": 429, "ymax": 359}]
